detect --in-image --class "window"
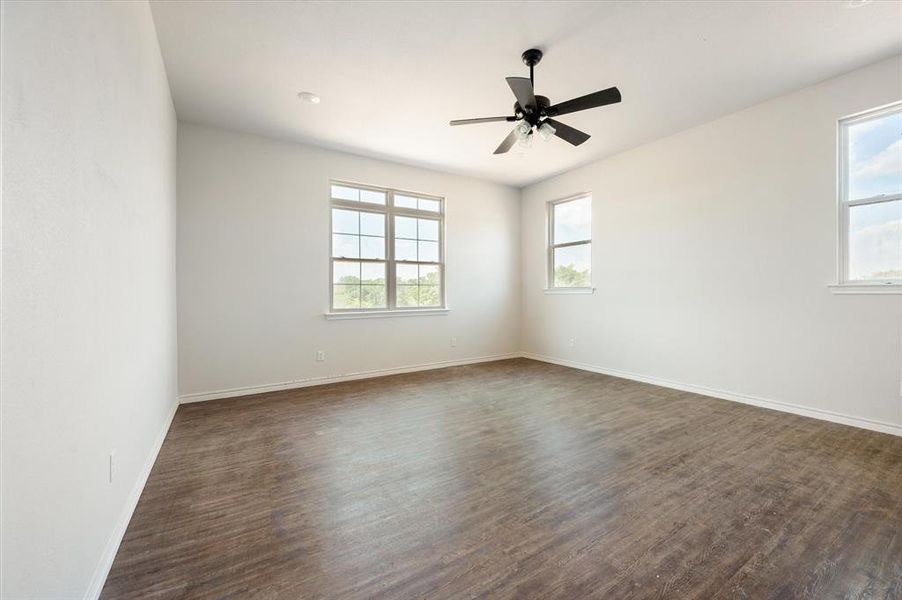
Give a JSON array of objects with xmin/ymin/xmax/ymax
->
[
  {"xmin": 839, "ymin": 103, "xmax": 902, "ymax": 285},
  {"xmin": 330, "ymin": 182, "xmax": 444, "ymax": 312},
  {"xmin": 548, "ymin": 194, "xmax": 592, "ymax": 289}
]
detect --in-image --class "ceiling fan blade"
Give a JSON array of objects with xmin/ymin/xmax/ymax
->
[
  {"xmin": 493, "ymin": 127, "xmax": 519, "ymax": 154},
  {"xmin": 546, "ymin": 87, "xmax": 621, "ymax": 117},
  {"xmin": 450, "ymin": 116, "xmax": 516, "ymax": 126},
  {"xmin": 544, "ymin": 118, "xmax": 590, "ymax": 146},
  {"xmin": 506, "ymin": 77, "xmax": 537, "ymax": 112}
]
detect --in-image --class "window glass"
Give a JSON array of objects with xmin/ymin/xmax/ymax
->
[
  {"xmin": 332, "ymin": 234, "xmax": 359, "ymax": 259},
  {"xmin": 360, "ymin": 236, "xmax": 385, "ymax": 260},
  {"xmin": 418, "ymin": 241, "xmax": 439, "ymax": 262},
  {"xmin": 418, "ymin": 198, "xmax": 441, "ymax": 212},
  {"xmin": 332, "ymin": 209, "xmax": 359, "ymax": 234},
  {"xmin": 395, "ymin": 264, "xmax": 442, "ymax": 308},
  {"xmin": 333, "ymin": 209, "xmax": 385, "ymax": 260},
  {"xmin": 332, "ymin": 260, "xmax": 387, "ymax": 309},
  {"xmin": 331, "ymin": 185, "xmax": 359, "ymax": 201},
  {"xmin": 848, "ymin": 112, "xmax": 902, "ymax": 201},
  {"xmin": 395, "ymin": 194, "xmax": 418, "ymax": 209},
  {"xmin": 395, "ymin": 216, "xmax": 417, "ymax": 239},
  {"xmin": 394, "ymin": 194, "xmax": 441, "ymax": 212},
  {"xmin": 360, "ymin": 212, "xmax": 384, "ymax": 236},
  {"xmin": 360, "ymin": 189, "xmax": 386, "ymax": 205},
  {"xmin": 418, "ymin": 219, "xmax": 439, "ymax": 241},
  {"xmin": 395, "ymin": 239, "xmax": 417, "ymax": 261},
  {"xmin": 553, "ymin": 196, "xmax": 591, "ymax": 244},
  {"xmin": 553, "ymin": 244, "xmax": 592, "ymax": 288},
  {"xmin": 848, "ymin": 200, "xmax": 902, "ymax": 281}
]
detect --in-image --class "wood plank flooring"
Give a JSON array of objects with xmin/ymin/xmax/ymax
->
[{"xmin": 101, "ymin": 358, "xmax": 902, "ymax": 599}]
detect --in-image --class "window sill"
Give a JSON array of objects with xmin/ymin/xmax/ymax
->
[
  {"xmin": 543, "ymin": 287, "xmax": 596, "ymax": 295},
  {"xmin": 325, "ymin": 308, "xmax": 450, "ymax": 320},
  {"xmin": 828, "ymin": 283, "xmax": 902, "ymax": 295}
]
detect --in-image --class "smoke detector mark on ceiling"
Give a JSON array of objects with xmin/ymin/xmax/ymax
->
[{"xmin": 298, "ymin": 92, "xmax": 321, "ymax": 104}]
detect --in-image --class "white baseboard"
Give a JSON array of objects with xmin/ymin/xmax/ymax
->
[
  {"xmin": 84, "ymin": 400, "xmax": 179, "ymax": 600},
  {"xmin": 522, "ymin": 352, "xmax": 902, "ymax": 438},
  {"xmin": 178, "ymin": 353, "xmax": 522, "ymax": 404},
  {"xmin": 180, "ymin": 351, "xmax": 902, "ymax": 437}
]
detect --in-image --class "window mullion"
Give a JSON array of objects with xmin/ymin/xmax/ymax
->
[{"xmin": 387, "ymin": 192, "xmax": 396, "ymax": 310}]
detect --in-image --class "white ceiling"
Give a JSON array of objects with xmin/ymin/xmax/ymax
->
[{"xmin": 149, "ymin": 0, "xmax": 902, "ymax": 187}]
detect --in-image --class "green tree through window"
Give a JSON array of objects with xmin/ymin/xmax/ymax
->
[{"xmin": 553, "ymin": 263, "xmax": 590, "ymax": 288}]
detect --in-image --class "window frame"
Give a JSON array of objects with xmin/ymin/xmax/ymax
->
[
  {"xmin": 547, "ymin": 193, "xmax": 593, "ymax": 291},
  {"xmin": 329, "ymin": 180, "xmax": 446, "ymax": 313},
  {"xmin": 837, "ymin": 101, "xmax": 902, "ymax": 288}
]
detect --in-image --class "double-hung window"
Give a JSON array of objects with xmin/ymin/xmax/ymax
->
[
  {"xmin": 548, "ymin": 194, "xmax": 592, "ymax": 289},
  {"xmin": 330, "ymin": 182, "xmax": 445, "ymax": 312},
  {"xmin": 838, "ymin": 102, "xmax": 902, "ymax": 286}
]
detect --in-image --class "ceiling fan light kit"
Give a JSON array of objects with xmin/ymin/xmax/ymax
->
[
  {"xmin": 450, "ymin": 48, "xmax": 621, "ymax": 154},
  {"xmin": 537, "ymin": 121, "xmax": 556, "ymax": 141}
]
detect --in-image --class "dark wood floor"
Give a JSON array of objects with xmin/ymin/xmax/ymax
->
[{"xmin": 101, "ymin": 358, "xmax": 902, "ymax": 599}]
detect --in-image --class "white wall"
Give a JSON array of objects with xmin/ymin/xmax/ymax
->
[
  {"xmin": 0, "ymin": 2, "xmax": 177, "ymax": 598},
  {"xmin": 521, "ymin": 56, "xmax": 902, "ymax": 433},
  {"xmin": 176, "ymin": 122, "xmax": 520, "ymax": 398}
]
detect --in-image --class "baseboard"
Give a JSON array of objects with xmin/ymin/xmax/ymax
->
[
  {"xmin": 522, "ymin": 352, "xmax": 902, "ymax": 438},
  {"xmin": 178, "ymin": 352, "xmax": 522, "ymax": 403},
  {"xmin": 83, "ymin": 400, "xmax": 180, "ymax": 600}
]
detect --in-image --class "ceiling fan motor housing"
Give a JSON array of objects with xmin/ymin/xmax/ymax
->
[{"xmin": 515, "ymin": 95, "xmax": 551, "ymax": 125}]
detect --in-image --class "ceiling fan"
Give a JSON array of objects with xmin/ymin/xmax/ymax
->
[{"xmin": 450, "ymin": 49, "xmax": 621, "ymax": 154}]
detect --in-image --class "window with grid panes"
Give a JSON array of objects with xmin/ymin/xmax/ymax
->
[{"xmin": 330, "ymin": 182, "xmax": 444, "ymax": 311}]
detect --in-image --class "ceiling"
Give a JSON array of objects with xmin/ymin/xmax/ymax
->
[{"xmin": 149, "ymin": 0, "xmax": 902, "ymax": 187}]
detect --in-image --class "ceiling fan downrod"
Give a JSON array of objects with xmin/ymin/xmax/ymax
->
[{"xmin": 522, "ymin": 48, "xmax": 543, "ymax": 86}]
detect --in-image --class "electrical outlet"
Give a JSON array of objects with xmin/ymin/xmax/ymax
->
[
  {"xmin": 109, "ymin": 450, "xmax": 115, "ymax": 483},
  {"xmin": 569, "ymin": 338, "xmax": 575, "ymax": 348},
  {"xmin": 450, "ymin": 337, "xmax": 457, "ymax": 348},
  {"xmin": 315, "ymin": 350, "xmax": 325, "ymax": 362}
]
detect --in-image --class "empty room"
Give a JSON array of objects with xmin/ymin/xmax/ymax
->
[{"xmin": 2, "ymin": 0, "xmax": 902, "ymax": 598}]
